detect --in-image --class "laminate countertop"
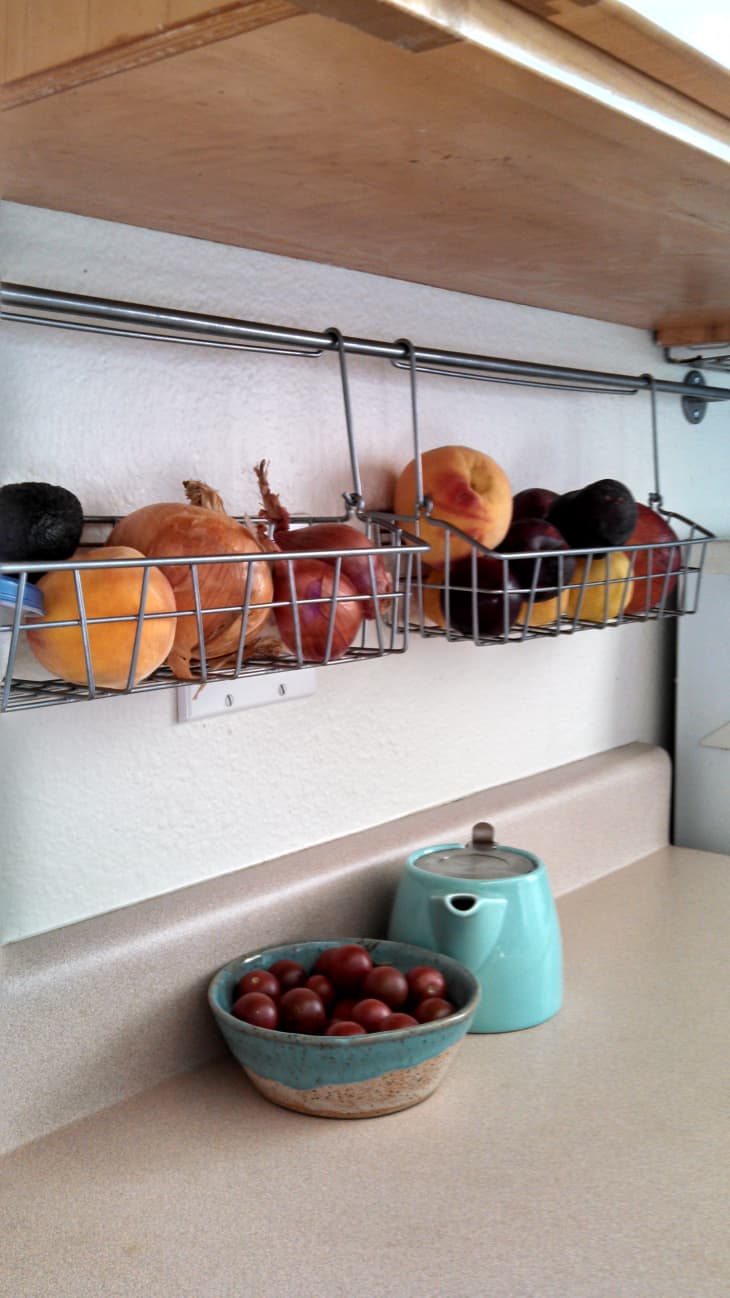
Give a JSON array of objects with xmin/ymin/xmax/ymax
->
[{"xmin": 2, "ymin": 845, "xmax": 728, "ymax": 1298}]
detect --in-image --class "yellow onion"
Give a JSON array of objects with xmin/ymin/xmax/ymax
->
[{"xmin": 107, "ymin": 482, "xmax": 273, "ymax": 679}]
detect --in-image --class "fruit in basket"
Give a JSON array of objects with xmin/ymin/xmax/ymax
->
[
  {"xmin": 0, "ymin": 481, "xmax": 84, "ymax": 564},
  {"xmin": 623, "ymin": 504, "xmax": 681, "ymax": 614},
  {"xmin": 497, "ymin": 518, "xmax": 576, "ymax": 601},
  {"xmin": 26, "ymin": 546, "xmax": 177, "ymax": 688},
  {"xmin": 107, "ymin": 482, "xmax": 273, "ymax": 679},
  {"xmin": 549, "ymin": 479, "xmax": 637, "ymax": 549},
  {"xmin": 392, "ymin": 446, "xmax": 512, "ymax": 564},
  {"xmin": 566, "ymin": 551, "xmax": 634, "ymax": 622},
  {"xmin": 511, "ymin": 487, "xmax": 559, "ymax": 523},
  {"xmin": 516, "ymin": 590, "xmax": 569, "ymax": 628},
  {"xmin": 254, "ymin": 461, "xmax": 392, "ymax": 620},
  {"xmin": 423, "ymin": 556, "xmax": 522, "ymax": 637}
]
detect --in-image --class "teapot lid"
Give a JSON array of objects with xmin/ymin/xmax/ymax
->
[{"xmin": 416, "ymin": 823, "xmax": 538, "ymax": 880}]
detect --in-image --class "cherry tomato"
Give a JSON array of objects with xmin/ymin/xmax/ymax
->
[
  {"xmin": 313, "ymin": 949, "xmax": 337, "ymax": 977},
  {"xmin": 279, "ymin": 987, "xmax": 327, "ymax": 1034},
  {"xmin": 231, "ymin": 992, "xmax": 279, "ymax": 1030},
  {"xmin": 361, "ymin": 965, "xmax": 409, "ymax": 1009},
  {"xmin": 406, "ymin": 966, "xmax": 447, "ymax": 1002},
  {"xmin": 414, "ymin": 996, "xmax": 455, "ymax": 1023},
  {"xmin": 269, "ymin": 959, "xmax": 307, "ymax": 993},
  {"xmin": 324, "ymin": 1020, "xmax": 367, "ymax": 1036},
  {"xmin": 236, "ymin": 969, "xmax": 280, "ymax": 1000},
  {"xmin": 326, "ymin": 944, "xmax": 373, "ymax": 991},
  {"xmin": 306, "ymin": 974, "xmax": 336, "ymax": 1008},
  {"xmin": 377, "ymin": 1012, "xmax": 419, "ymax": 1031},
  {"xmin": 351, "ymin": 998, "xmax": 392, "ymax": 1031},
  {"xmin": 330, "ymin": 998, "xmax": 358, "ymax": 1022}
]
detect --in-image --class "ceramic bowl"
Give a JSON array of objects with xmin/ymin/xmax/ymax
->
[{"xmin": 208, "ymin": 937, "xmax": 480, "ymax": 1119}]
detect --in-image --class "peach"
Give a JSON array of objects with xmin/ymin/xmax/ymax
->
[
  {"xmin": 393, "ymin": 445, "xmax": 512, "ymax": 564},
  {"xmin": 27, "ymin": 546, "xmax": 177, "ymax": 688}
]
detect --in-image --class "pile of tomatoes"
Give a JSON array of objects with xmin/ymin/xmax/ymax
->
[{"xmin": 230, "ymin": 943, "xmax": 456, "ymax": 1036}]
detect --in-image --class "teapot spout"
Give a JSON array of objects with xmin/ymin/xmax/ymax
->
[{"xmin": 429, "ymin": 892, "xmax": 508, "ymax": 973}]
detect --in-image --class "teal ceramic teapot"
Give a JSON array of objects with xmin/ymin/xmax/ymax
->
[{"xmin": 388, "ymin": 822, "xmax": 562, "ymax": 1033}]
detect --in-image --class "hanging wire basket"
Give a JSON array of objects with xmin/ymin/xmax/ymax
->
[
  {"xmin": 0, "ymin": 329, "xmax": 427, "ymax": 714},
  {"xmin": 388, "ymin": 346, "xmax": 716, "ymax": 646}
]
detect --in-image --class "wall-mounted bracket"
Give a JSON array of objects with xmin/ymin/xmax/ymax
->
[{"xmin": 681, "ymin": 370, "xmax": 707, "ymax": 425}]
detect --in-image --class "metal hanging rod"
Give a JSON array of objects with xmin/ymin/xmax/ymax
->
[{"xmin": 3, "ymin": 282, "xmax": 730, "ymax": 404}]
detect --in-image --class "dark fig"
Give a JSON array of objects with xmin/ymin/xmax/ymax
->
[
  {"xmin": 511, "ymin": 488, "xmax": 559, "ymax": 523},
  {"xmin": 498, "ymin": 518, "xmax": 576, "ymax": 602},
  {"xmin": 548, "ymin": 479, "xmax": 637, "ymax": 549}
]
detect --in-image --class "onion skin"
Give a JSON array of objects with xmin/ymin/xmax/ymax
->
[
  {"xmin": 273, "ymin": 558, "xmax": 363, "ymax": 661},
  {"xmin": 254, "ymin": 460, "xmax": 392, "ymax": 620},
  {"xmin": 108, "ymin": 496, "xmax": 273, "ymax": 680}
]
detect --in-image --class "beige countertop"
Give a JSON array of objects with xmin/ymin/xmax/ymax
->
[{"xmin": 3, "ymin": 843, "xmax": 728, "ymax": 1298}]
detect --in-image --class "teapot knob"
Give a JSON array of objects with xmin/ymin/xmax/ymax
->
[{"xmin": 472, "ymin": 822, "xmax": 495, "ymax": 851}]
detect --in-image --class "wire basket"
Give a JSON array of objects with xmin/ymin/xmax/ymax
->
[
  {"xmin": 395, "ymin": 508, "xmax": 714, "ymax": 646},
  {"xmin": 0, "ymin": 510, "xmax": 426, "ymax": 713}
]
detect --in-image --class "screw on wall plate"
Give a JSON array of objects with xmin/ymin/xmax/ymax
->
[
  {"xmin": 225, "ymin": 694, "xmax": 234, "ymax": 708},
  {"xmin": 278, "ymin": 683, "xmax": 287, "ymax": 696},
  {"xmin": 681, "ymin": 369, "xmax": 707, "ymax": 425}
]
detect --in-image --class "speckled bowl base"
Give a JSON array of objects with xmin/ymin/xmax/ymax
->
[{"xmin": 242, "ymin": 1042, "xmax": 461, "ymax": 1118}]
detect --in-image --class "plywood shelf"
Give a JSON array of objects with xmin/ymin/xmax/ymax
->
[{"xmin": 2, "ymin": 0, "xmax": 730, "ymax": 329}]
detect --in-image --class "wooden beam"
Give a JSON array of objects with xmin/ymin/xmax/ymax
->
[
  {"xmin": 1, "ymin": 0, "xmax": 302, "ymax": 109},
  {"xmin": 370, "ymin": 0, "xmax": 730, "ymax": 161},
  {"xmin": 654, "ymin": 316, "xmax": 730, "ymax": 348},
  {"xmin": 505, "ymin": 0, "xmax": 730, "ymax": 120},
  {"xmin": 292, "ymin": 0, "xmax": 458, "ymax": 50}
]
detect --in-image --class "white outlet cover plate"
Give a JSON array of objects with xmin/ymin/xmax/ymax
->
[{"xmin": 177, "ymin": 669, "xmax": 317, "ymax": 722}]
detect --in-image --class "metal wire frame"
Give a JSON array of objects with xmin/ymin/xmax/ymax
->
[
  {"xmin": 396, "ymin": 511, "xmax": 714, "ymax": 648},
  {"xmin": 3, "ymin": 282, "xmax": 730, "ymax": 405}
]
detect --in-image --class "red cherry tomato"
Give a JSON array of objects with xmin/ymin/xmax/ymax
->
[
  {"xmin": 377, "ymin": 1012, "xmax": 419, "ymax": 1031},
  {"xmin": 361, "ymin": 965, "xmax": 409, "ymax": 1009},
  {"xmin": 326, "ymin": 944, "xmax": 373, "ymax": 991},
  {"xmin": 414, "ymin": 996, "xmax": 455, "ymax": 1023},
  {"xmin": 269, "ymin": 959, "xmax": 307, "ymax": 992},
  {"xmin": 330, "ymin": 998, "xmax": 358, "ymax": 1022},
  {"xmin": 313, "ymin": 949, "xmax": 337, "ymax": 977},
  {"xmin": 324, "ymin": 1020, "xmax": 367, "ymax": 1036},
  {"xmin": 406, "ymin": 966, "xmax": 447, "ymax": 1002},
  {"xmin": 306, "ymin": 974, "xmax": 336, "ymax": 1008},
  {"xmin": 279, "ymin": 987, "xmax": 327, "ymax": 1034},
  {"xmin": 231, "ymin": 992, "xmax": 279, "ymax": 1029},
  {"xmin": 351, "ymin": 998, "xmax": 392, "ymax": 1032},
  {"xmin": 236, "ymin": 969, "xmax": 281, "ymax": 1000}
]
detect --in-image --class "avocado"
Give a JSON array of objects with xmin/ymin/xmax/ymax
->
[{"xmin": 0, "ymin": 482, "xmax": 84, "ymax": 563}]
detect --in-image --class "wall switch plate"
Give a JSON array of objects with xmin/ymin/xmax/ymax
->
[{"xmin": 177, "ymin": 669, "xmax": 317, "ymax": 722}]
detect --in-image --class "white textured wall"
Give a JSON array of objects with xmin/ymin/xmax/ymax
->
[{"xmin": 2, "ymin": 202, "xmax": 726, "ymax": 942}]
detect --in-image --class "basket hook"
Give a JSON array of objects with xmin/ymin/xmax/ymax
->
[
  {"xmin": 395, "ymin": 338, "xmax": 431, "ymax": 517},
  {"xmin": 325, "ymin": 326, "xmax": 364, "ymax": 513},
  {"xmin": 642, "ymin": 374, "xmax": 663, "ymax": 510}
]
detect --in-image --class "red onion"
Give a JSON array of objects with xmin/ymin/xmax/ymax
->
[
  {"xmin": 254, "ymin": 461, "xmax": 392, "ymax": 620},
  {"xmin": 273, "ymin": 557, "xmax": 363, "ymax": 662}
]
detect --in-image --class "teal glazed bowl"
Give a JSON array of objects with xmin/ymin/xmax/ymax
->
[{"xmin": 208, "ymin": 938, "xmax": 480, "ymax": 1118}]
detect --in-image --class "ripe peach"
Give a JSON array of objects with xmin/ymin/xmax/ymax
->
[
  {"xmin": 393, "ymin": 445, "xmax": 512, "ymax": 564},
  {"xmin": 27, "ymin": 546, "xmax": 177, "ymax": 688}
]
